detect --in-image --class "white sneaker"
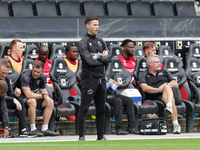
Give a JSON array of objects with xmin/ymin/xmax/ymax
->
[
  {"xmin": 164, "ymin": 106, "xmax": 173, "ymax": 117},
  {"xmin": 173, "ymin": 125, "xmax": 181, "ymax": 134}
]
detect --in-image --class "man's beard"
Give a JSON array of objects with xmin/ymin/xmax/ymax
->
[{"xmin": 126, "ymin": 51, "xmax": 133, "ymax": 57}]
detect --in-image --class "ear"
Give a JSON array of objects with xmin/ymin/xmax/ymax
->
[{"xmin": 86, "ymin": 23, "xmax": 89, "ymax": 29}]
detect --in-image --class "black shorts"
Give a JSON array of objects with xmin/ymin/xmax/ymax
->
[{"xmin": 19, "ymin": 95, "xmax": 44, "ymax": 110}]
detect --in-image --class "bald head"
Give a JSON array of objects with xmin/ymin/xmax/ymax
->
[
  {"xmin": 0, "ymin": 80, "xmax": 8, "ymax": 96},
  {"xmin": 38, "ymin": 45, "xmax": 49, "ymax": 62}
]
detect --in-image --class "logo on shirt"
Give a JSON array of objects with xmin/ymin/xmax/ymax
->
[
  {"xmin": 36, "ymin": 80, "xmax": 40, "ymax": 85},
  {"xmin": 48, "ymin": 64, "xmax": 52, "ymax": 68},
  {"xmin": 87, "ymin": 89, "xmax": 93, "ymax": 95},
  {"xmin": 98, "ymin": 41, "xmax": 102, "ymax": 47},
  {"xmin": 89, "ymin": 43, "xmax": 92, "ymax": 46},
  {"xmin": 158, "ymin": 72, "xmax": 163, "ymax": 76}
]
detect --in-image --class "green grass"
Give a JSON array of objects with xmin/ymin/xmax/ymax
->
[{"xmin": 1, "ymin": 139, "xmax": 200, "ymax": 150}]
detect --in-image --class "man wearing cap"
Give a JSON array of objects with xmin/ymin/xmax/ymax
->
[{"xmin": 118, "ymin": 39, "xmax": 136, "ymax": 85}]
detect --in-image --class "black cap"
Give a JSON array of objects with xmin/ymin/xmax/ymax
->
[{"xmin": 121, "ymin": 39, "xmax": 133, "ymax": 47}]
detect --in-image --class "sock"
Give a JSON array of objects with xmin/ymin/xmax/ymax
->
[
  {"xmin": 172, "ymin": 120, "xmax": 179, "ymax": 126},
  {"xmin": 41, "ymin": 125, "xmax": 48, "ymax": 132},
  {"xmin": 30, "ymin": 124, "xmax": 36, "ymax": 131},
  {"xmin": 166, "ymin": 102, "xmax": 172, "ymax": 107}
]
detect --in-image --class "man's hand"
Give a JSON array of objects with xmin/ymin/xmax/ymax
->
[
  {"xmin": 109, "ymin": 79, "xmax": 119, "ymax": 87},
  {"xmin": 93, "ymin": 55, "xmax": 98, "ymax": 59},
  {"xmin": 43, "ymin": 95, "xmax": 54, "ymax": 107},
  {"xmin": 3, "ymin": 129, "xmax": 9, "ymax": 138},
  {"xmin": 41, "ymin": 90, "xmax": 48, "ymax": 96},
  {"xmin": 102, "ymin": 50, "xmax": 108, "ymax": 56},
  {"xmin": 14, "ymin": 87, "xmax": 21, "ymax": 97},
  {"xmin": 13, "ymin": 98, "xmax": 22, "ymax": 111},
  {"xmin": 158, "ymin": 83, "xmax": 166, "ymax": 93}
]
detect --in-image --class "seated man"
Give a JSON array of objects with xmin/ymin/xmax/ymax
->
[
  {"xmin": 7, "ymin": 39, "xmax": 24, "ymax": 73},
  {"xmin": 0, "ymin": 80, "xmax": 10, "ymax": 138},
  {"xmin": 106, "ymin": 78, "xmax": 139, "ymax": 135},
  {"xmin": 15, "ymin": 61, "xmax": 59, "ymax": 136},
  {"xmin": 143, "ymin": 42, "xmax": 163, "ymax": 69},
  {"xmin": 34, "ymin": 45, "xmax": 53, "ymax": 92},
  {"xmin": 118, "ymin": 39, "xmax": 136, "ymax": 85},
  {"xmin": 138, "ymin": 54, "xmax": 181, "ymax": 134},
  {"xmin": 64, "ymin": 43, "xmax": 79, "ymax": 74},
  {"xmin": 0, "ymin": 61, "xmax": 33, "ymax": 137}
]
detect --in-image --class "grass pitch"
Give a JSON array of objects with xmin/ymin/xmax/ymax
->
[{"xmin": 1, "ymin": 138, "xmax": 200, "ymax": 150}]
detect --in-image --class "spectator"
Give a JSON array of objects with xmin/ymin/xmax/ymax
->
[
  {"xmin": 118, "ymin": 39, "xmax": 136, "ymax": 85},
  {"xmin": 34, "ymin": 45, "xmax": 53, "ymax": 92},
  {"xmin": 7, "ymin": 39, "xmax": 24, "ymax": 73},
  {"xmin": 78, "ymin": 16, "xmax": 112, "ymax": 141},
  {"xmin": 0, "ymin": 61, "xmax": 34, "ymax": 137},
  {"xmin": 106, "ymin": 78, "xmax": 139, "ymax": 135},
  {"xmin": 15, "ymin": 61, "xmax": 59, "ymax": 137},
  {"xmin": 138, "ymin": 54, "xmax": 181, "ymax": 134},
  {"xmin": 143, "ymin": 42, "xmax": 163, "ymax": 69},
  {"xmin": 0, "ymin": 80, "xmax": 10, "ymax": 138}
]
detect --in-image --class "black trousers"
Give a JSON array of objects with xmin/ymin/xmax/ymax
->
[
  {"xmin": 78, "ymin": 78, "xmax": 106, "ymax": 139},
  {"xmin": 106, "ymin": 94, "xmax": 135, "ymax": 127},
  {"xmin": 6, "ymin": 97, "xmax": 27, "ymax": 133}
]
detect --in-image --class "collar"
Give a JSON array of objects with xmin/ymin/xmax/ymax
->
[
  {"xmin": 122, "ymin": 54, "xmax": 130, "ymax": 60},
  {"xmin": 87, "ymin": 33, "xmax": 96, "ymax": 39},
  {"xmin": 10, "ymin": 55, "xmax": 21, "ymax": 62}
]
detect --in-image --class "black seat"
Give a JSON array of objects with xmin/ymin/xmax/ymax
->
[
  {"xmin": 82, "ymin": 1, "xmax": 105, "ymax": 16},
  {"xmin": 49, "ymin": 44, "xmax": 66, "ymax": 61},
  {"xmin": 0, "ymin": 44, "xmax": 10, "ymax": 58},
  {"xmin": 163, "ymin": 57, "xmax": 194, "ymax": 132},
  {"xmin": 49, "ymin": 57, "xmax": 95, "ymax": 134},
  {"xmin": 35, "ymin": 1, "xmax": 58, "ymax": 17},
  {"xmin": 109, "ymin": 44, "xmax": 123, "ymax": 57},
  {"xmin": 106, "ymin": 1, "xmax": 128, "ymax": 16},
  {"xmin": 21, "ymin": 59, "xmax": 34, "ymax": 72},
  {"xmin": 11, "ymin": 1, "xmax": 34, "ymax": 17},
  {"xmin": 75, "ymin": 59, "xmax": 82, "ymax": 83},
  {"xmin": 59, "ymin": 1, "xmax": 81, "ymax": 17},
  {"xmin": 158, "ymin": 45, "xmax": 183, "ymax": 69},
  {"xmin": 129, "ymin": 1, "xmax": 151, "ymax": 16},
  {"xmin": 153, "ymin": 1, "xmax": 174, "ymax": 17},
  {"xmin": 134, "ymin": 46, "xmax": 145, "ymax": 59},
  {"xmin": 175, "ymin": 2, "xmax": 196, "ymax": 16},
  {"xmin": 0, "ymin": 2, "xmax": 10, "ymax": 17},
  {"xmin": 24, "ymin": 44, "xmax": 39, "ymax": 60},
  {"xmin": 188, "ymin": 44, "xmax": 200, "ymax": 63}
]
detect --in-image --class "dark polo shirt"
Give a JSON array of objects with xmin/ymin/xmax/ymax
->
[{"xmin": 138, "ymin": 69, "xmax": 175, "ymax": 100}]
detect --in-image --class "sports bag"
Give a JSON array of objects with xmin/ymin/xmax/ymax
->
[{"xmin": 139, "ymin": 117, "xmax": 167, "ymax": 135}]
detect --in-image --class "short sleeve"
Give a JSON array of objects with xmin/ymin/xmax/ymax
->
[
  {"xmin": 137, "ymin": 71, "xmax": 148, "ymax": 85},
  {"xmin": 20, "ymin": 73, "xmax": 31, "ymax": 88}
]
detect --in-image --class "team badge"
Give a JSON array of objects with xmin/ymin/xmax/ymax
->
[
  {"xmin": 87, "ymin": 89, "xmax": 93, "ymax": 95},
  {"xmin": 98, "ymin": 41, "xmax": 102, "ymax": 46}
]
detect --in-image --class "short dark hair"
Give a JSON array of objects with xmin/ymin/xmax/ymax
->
[
  {"xmin": 33, "ymin": 61, "xmax": 44, "ymax": 71},
  {"xmin": 121, "ymin": 39, "xmax": 133, "ymax": 47},
  {"xmin": 65, "ymin": 43, "xmax": 77, "ymax": 53},
  {"xmin": 143, "ymin": 42, "xmax": 155, "ymax": 52},
  {"xmin": 85, "ymin": 16, "xmax": 98, "ymax": 25}
]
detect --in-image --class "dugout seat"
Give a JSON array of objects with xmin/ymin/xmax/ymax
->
[
  {"xmin": 129, "ymin": 1, "xmax": 151, "ymax": 16},
  {"xmin": 188, "ymin": 44, "xmax": 200, "ymax": 63},
  {"xmin": 175, "ymin": 2, "xmax": 196, "ymax": 16},
  {"xmin": 49, "ymin": 44, "xmax": 65, "ymax": 61},
  {"xmin": 134, "ymin": 46, "xmax": 145, "ymax": 59},
  {"xmin": 158, "ymin": 45, "xmax": 183, "ymax": 69},
  {"xmin": 82, "ymin": 1, "xmax": 106, "ymax": 16},
  {"xmin": 35, "ymin": 1, "xmax": 58, "ymax": 17},
  {"xmin": 106, "ymin": 1, "xmax": 128, "ymax": 16},
  {"xmin": 49, "ymin": 57, "xmax": 96, "ymax": 134},
  {"xmin": 109, "ymin": 44, "xmax": 123, "ymax": 57},
  {"xmin": 163, "ymin": 57, "xmax": 194, "ymax": 132},
  {"xmin": 105, "ymin": 57, "xmax": 158, "ymax": 132},
  {"xmin": 59, "ymin": 1, "xmax": 81, "ymax": 17},
  {"xmin": 153, "ymin": 1, "xmax": 175, "ymax": 17},
  {"xmin": 21, "ymin": 58, "xmax": 34, "ymax": 72},
  {"xmin": 11, "ymin": 1, "xmax": 34, "ymax": 17},
  {"xmin": 0, "ymin": 1, "xmax": 10, "ymax": 17},
  {"xmin": 0, "ymin": 44, "xmax": 11, "ymax": 58},
  {"xmin": 24, "ymin": 44, "xmax": 39, "ymax": 60}
]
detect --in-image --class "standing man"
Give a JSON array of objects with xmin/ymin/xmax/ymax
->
[
  {"xmin": 138, "ymin": 54, "xmax": 181, "ymax": 134},
  {"xmin": 7, "ymin": 39, "xmax": 24, "ymax": 73},
  {"xmin": 118, "ymin": 39, "xmax": 136, "ymax": 85},
  {"xmin": 78, "ymin": 16, "xmax": 112, "ymax": 141},
  {"xmin": 15, "ymin": 61, "xmax": 59, "ymax": 136}
]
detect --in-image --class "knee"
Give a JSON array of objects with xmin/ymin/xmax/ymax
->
[
  {"xmin": 114, "ymin": 98, "xmax": 122, "ymax": 107},
  {"xmin": 46, "ymin": 98, "xmax": 54, "ymax": 108},
  {"xmin": 27, "ymin": 99, "xmax": 36, "ymax": 108}
]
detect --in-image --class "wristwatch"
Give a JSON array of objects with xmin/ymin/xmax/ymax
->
[{"xmin": 42, "ymin": 93, "xmax": 45, "ymax": 99}]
